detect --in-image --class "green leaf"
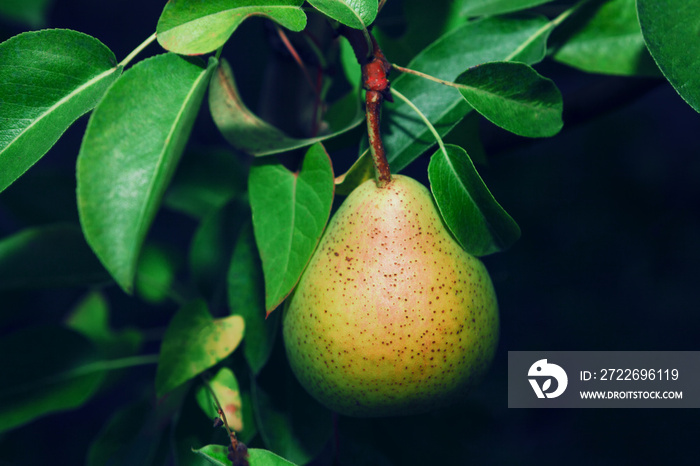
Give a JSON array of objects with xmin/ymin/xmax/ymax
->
[
  {"xmin": 307, "ymin": 0, "xmax": 377, "ymax": 29},
  {"xmin": 193, "ymin": 446, "xmax": 299, "ymax": 466},
  {"xmin": 455, "ymin": 61, "xmax": 563, "ymax": 138},
  {"xmin": 554, "ymin": 0, "xmax": 658, "ymax": 76},
  {"xmin": 0, "ymin": 29, "xmax": 121, "ymax": 194},
  {"xmin": 157, "ymin": 0, "xmax": 307, "ymax": 55},
  {"xmin": 334, "ymin": 149, "xmax": 374, "ymax": 196},
  {"xmin": 455, "ymin": 0, "xmax": 555, "ymax": 18},
  {"xmin": 638, "ymin": 0, "xmax": 700, "ymax": 112},
  {"xmin": 77, "ymin": 53, "xmax": 216, "ymax": 294},
  {"xmin": 66, "ymin": 291, "xmax": 142, "ymax": 358},
  {"xmin": 428, "ymin": 145, "xmax": 520, "ymax": 256},
  {"xmin": 209, "ymin": 59, "xmax": 363, "ymax": 156},
  {"xmin": 196, "ymin": 368, "xmax": 244, "ymax": 432},
  {"xmin": 0, "ymin": 0, "xmax": 53, "ymax": 27},
  {"xmin": 249, "ymin": 143, "xmax": 335, "ymax": 313},
  {"xmin": 339, "ymin": 35, "xmax": 362, "ymax": 90},
  {"xmin": 374, "ymin": 0, "xmax": 459, "ymax": 66},
  {"xmin": 385, "ymin": 15, "xmax": 551, "ymax": 172},
  {"xmin": 135, "ymin": 243, "xmax": 181, "ymax": 304},
  {"xmin": 443, "ymin": 111, "xmax": 488, "ymax": 165},
  {"xmin": 194, "ymin": 445, "xmax": 233, "ymax": 466},
  {"xmin": 228, "ymin": 222, "xmax": 279, "ymax": 374},
  {"xmin": 248, "ymin": 449, "xmax": 299, "ymax": 466},
  {"xmin": 252, "ymin": 375, "xmax": 331, "ymax": 465},
  {"xmin": 192, "ymin": 445, "xmax": 230, "ymax": 466},
  {"xmin": 0, "ymin": 224, "xmax": 108, "ymax": 290},
  {"xmin": 66, "ymin": 292, "xmax": 113, "ymax": 343},
  {"xmin": 155, "ymin": 300, "xmax": 245, "ymax": 397},
  {"xmin": 164, "ymin": 147, "xmax": 247, "ymax": 220},
  {"xmin": 0, "ymin": 326, "xmax": 105, "ymax": 433}
]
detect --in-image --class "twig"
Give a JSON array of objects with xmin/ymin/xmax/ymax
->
[
  {"xmin": 276, "ymin": 26, "xmax": 318, "ymax": 94},
  {"xmin": 201, "ymin": 375, "xmax": 235, "ymax": 441},
  {"xmin": 200, "ymin": 374, "xmax": 249, "ymax": 466}
]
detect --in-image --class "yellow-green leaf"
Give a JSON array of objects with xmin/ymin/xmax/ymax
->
[
  {"xmin": 155, "ymin": 300, "xmax": 245, "ymax": 397},
  {"xmin": 196, "ymin": 367, "xmax": 243, "ymax": 432}
]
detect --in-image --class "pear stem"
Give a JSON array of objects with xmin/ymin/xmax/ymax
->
[
  {"xmin": 365, "ymin": 89, "xmax": 391, "ymax": 186},
  {"xmin": 362, "ymin": 35, "xmax": 392, "ymax": 187},
  {"xmin": 338, "ymin": 28, "xmax": 393, "ymax": 187}
]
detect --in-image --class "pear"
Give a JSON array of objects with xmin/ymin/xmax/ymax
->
[{"xmin": 282, "ymin": 175, "xmax": 499, "ymax": 417}]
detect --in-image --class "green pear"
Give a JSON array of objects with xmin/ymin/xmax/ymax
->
[{"xmin": 282, "ymin": 175, "xmax": 499, "ymax": 417}]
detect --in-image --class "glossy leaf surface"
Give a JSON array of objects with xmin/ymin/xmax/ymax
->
[
  {"xmin": 428, "ymin": 145, "xmax": 520, "ymax": 256},
  {"xmin": 385, "ymin": 15, "xmax": 550, "ymax": 172},
  {"xmin": 555, "ymin": 0, "xmax": 658, "ymax": 76},
  {"xmin": 249, "ymin": 143, "xmax": 334, "ymax": 313},
  {"xmin": 209, "ymin": 59, "xmax": 363, "ymax": 156},
  {"xmin": 455, "ymin": 61, "xmax": 563, "ymax": 138},
  {"xmin": 638, "ymin": 0, "xmax": 700, "ymax": 112},
  {"xmin": 0, "ymin": 29, "xmax": 121, "ymax": 193},
  {"xmin": 306, "ymin": 0, "xmax": 377, "ymax": 29},
  {"xmin": 155, "ymin": 300, "xmax": 245, "ymax": 397},
  {"xmin": 77, "ymin": 54, "xmax": 216, "ymax": 293},
  {"xmin": 157, "ymin": 0, "xmax": 307, "ymax": 55},
  {"xmin": 247, "ymin": 448, "xmax": 299, "ymax": 465},
  {"xmin": 456, "ymin": 0, "xmax": 555, "ymax": 17}
]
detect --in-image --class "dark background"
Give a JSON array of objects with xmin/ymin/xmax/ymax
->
[{"xmin": 1, "ymin": 0, "xmax": 699, "ymax": 464}]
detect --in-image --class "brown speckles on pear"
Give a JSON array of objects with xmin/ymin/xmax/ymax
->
[{"xmin": 282, "ymin": 175, "xmax": 499, "ymax": 417}]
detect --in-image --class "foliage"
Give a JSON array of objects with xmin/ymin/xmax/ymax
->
[{"xmin": 0, "ymin": 0, "xmax": 698, "ymax": 464}]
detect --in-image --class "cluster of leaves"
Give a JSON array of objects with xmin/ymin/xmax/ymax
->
[{"xmin": 0, "ymin": 0, "xmax": 699, "ymax": 465}]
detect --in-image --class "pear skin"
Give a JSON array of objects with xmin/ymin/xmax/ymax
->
[{"xmin": 282, "ymin": 175, "xmax": 499, "ymax": 417}]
